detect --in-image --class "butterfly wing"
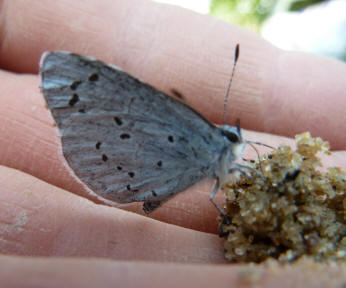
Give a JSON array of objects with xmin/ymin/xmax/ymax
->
[{"xmin": 40, "ymin": 51, "xmax": 227, "ymax": 208}]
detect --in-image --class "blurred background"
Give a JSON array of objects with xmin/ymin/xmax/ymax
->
[{"xmin": 154, "ymin": 0, "xmax": 346, "ymax": 62}]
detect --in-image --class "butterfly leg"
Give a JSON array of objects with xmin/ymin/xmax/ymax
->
[
  {"xmin": 143, "ymin": 200, "xmax": 163, "ymax": 214},
  {"xmin": 209, "ymin": 178, "xmax": 225, "ymax": 215},
  {"xmin": 232, "ymin": 163, "xmax": 265, "ymax": 180},
  {"xmin": 209, "ymin": 164, "xmax": 265, "ymax": 216},
  {"xmin": 209, "ymin": 168, "xmax": 251, "ymax": 216}
]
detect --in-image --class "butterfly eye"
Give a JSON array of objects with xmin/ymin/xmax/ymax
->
[{"xmin": 222, "ymin": 130, "xmax": 239, "ymax": 143}]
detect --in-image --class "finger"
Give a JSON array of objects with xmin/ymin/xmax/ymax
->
[
  {"xmin": 0, "ymin": 71, "xmax": 344, "ymax": 234},
  {"xmin": 0, "ymin": 0, "xmax": 345, "ymax": 149},
  {"xmin": 1, "ymin": 255, "xmax": 345, "ymax": 288},
  {"xmin": 0, "ymin": 166, "xmax": 225, "ymax": 262}
]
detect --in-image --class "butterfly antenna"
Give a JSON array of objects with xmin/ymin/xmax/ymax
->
[
  {"xmin": 247, "ymin": 140, "xmax": 275, "ymax": 150},
  {"xmin": 223, "ymin": 44, "xmax": 240, "ymax": 124}
]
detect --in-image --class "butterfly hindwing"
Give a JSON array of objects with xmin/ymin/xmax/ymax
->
[{"xmin": 40, "ymin": 51, "xmax": 228, "ymax": 205}]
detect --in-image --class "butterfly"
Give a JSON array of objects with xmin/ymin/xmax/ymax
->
[{"xmin": 40, "ymin": 46, "xmax": 252, "ymax": 213}]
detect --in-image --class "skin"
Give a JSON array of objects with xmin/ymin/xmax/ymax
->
[{"xmin": 0, "ymin": 0, "xmax": 345, "ymax": 287}]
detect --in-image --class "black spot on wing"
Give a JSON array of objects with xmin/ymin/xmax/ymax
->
[
  {"xmin": 120, "ymin": 133, "xmax": 130, "ymax": 139},
  {"xmin": 95, "ymin": 142, "xmax": 102, "ymax": 149},
  {"xmin": 69, "ymin": 94, "xmax": 79, "ymax": 106},
  {"xmin": 70, "ymin": 80, "xmax": 82, "ymax": 90},
  {"xmin": 114, "ymin": 116, "xmax": 123, "ymax": 126},
  {"xmin": 88, "ymin": 73, "xmax": 99, "ymax": 81}
]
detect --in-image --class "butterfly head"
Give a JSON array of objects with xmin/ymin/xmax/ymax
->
[{"xmin": 219, "ymin": 119, "xmax": 246, "ymax": 159}]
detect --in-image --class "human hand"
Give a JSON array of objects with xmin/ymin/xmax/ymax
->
[{"xmin": 0, "ymin": 0, "xmax": 345, "ymax": 287}]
